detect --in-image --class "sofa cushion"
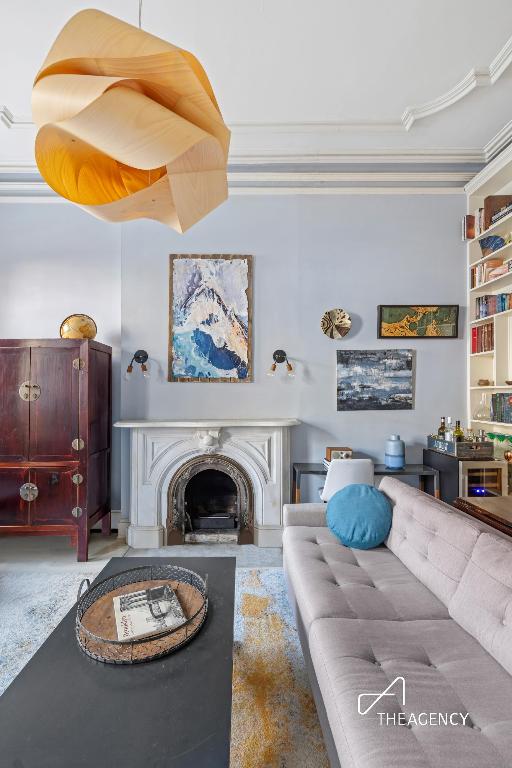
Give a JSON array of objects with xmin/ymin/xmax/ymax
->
[
  {"xmin": 309, "ymin": 617, "xmax": 512, "ymax": 768},
  {"xmin": 283, "ymin": 526, "xmax": 449, "ymax": 632},
  {"xmin": 382, "ymin": 476, "xmax": 480, "ymax": 606},
  {"xmin": 450, "ymin": 531, "xmax": 512, "ymax": 676},
  {"xmin": 327, "ymin": 484, "xmax": 392, "ymax": 549}
]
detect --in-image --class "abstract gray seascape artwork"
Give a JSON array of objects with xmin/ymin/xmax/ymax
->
[
  {"xmin": 336, "ymin": 349, "xmax": 414, "ymax": 410},
  {"xmin": 169, "ymin": 254, "xmax": 252, "ymax": 382}
]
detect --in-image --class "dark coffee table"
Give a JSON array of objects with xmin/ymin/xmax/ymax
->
[{"xmin": 0, "ymin": 556, "xmax": 236, "ymax": 768}]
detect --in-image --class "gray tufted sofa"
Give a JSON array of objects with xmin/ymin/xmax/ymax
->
[{"xmin": 283, "ymin": 476, "xmax": 512, "ymax": 768}]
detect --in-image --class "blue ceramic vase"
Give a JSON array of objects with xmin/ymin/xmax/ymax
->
[{"xmin": 385, "ymin": 434, "xmax": 405, "ymax": 470}]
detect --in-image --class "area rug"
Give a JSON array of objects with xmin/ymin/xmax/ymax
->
[
  {"xmin": 232, "ymin": 568, "xmax": 328, "ymax": 768},
  {"xmin": 0, "ymin": 566, "xmax": 328, "ymax": 767}
]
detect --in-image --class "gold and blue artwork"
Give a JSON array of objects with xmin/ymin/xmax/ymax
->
[{"xmin": 168, "ymin": 255, "xmax": 252, "ymax": 382}]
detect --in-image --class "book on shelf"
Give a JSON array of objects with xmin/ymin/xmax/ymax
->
[
  {"xmin": 474, "ymin": 292, "xmax": 512, "ymax": 319},
  {"xmin": 490, "ymin": 393, "xmax": 512, "ymax": 424},
  {"xmin": 471, "ymin": 323, "xmax": 494, "ymax": 353},
  {"xmin": 473, "ymin": 207, "xmax": 484, "ymax": 237},
  {"xmin": 470, "ymin": 258, "xmax": 510, "ymax": 288},
  {"xmin": 462, "ymin": 214, "xmax": 475, "ymax": 241},
  {"xmin": 113, "ymin": 584, "xmax": 186, "ymax": 641},
  {"xmin": 491, "ymin": 202, "xmax": 512, "ymax": 225},
  {"xmin": 483, "ymin": 195, "xmax": 512, "ymax": 230}
]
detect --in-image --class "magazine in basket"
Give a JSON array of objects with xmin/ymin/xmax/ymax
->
[{"xmin": 114, "ymin": 584, "xmax": 186, "ymax": 641}]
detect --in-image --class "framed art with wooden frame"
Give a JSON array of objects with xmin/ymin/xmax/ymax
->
[
  {"xmin": 377, "ymin": 305, "xmax": 459, "ymax": 338},
  {"xmin": 168, "ymin": 254, "xmax": 253, "ymax": 383}
]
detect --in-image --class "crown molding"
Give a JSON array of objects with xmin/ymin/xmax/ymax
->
[
  {"xmin": 3, "ymin": 35, "xmax": 512, "ymax": 141},
  {"xmin": 483, "ymin": 118, "xmax": 512, "ymax": 161},
  {"xmin": 228, "ymin": 148, "xmax": 485, "ymax": 164},
  {"xmin": 0, "ymin": 165, "xmax": 468, "ymax": 200},
  {"xmin": 0, "ymin": 105, "xmax": 32, "ymax": 129},
  {"xmin": 402, "ymin": 35, "xmax": 512, "ymax": 130},
  {"xmin": 465, "ymin": 140, "xmax": 512, "ymax": 195}
]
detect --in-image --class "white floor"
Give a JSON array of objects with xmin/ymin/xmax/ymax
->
[{"xmin": 0, "ymin": 533, "xmax": 283, "ymax": 571}]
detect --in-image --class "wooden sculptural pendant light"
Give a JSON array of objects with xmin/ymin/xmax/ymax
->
[{"xmin": 32, "ymin": 3, "xmax": 230, "ymax": 232}]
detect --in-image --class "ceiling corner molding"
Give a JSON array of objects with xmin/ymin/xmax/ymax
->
[
  {"xmin": 465, "ymin": 140, "xmax": 512, "ymax": 195},
  {"xmin": 401, "ymin": 35, "xmax": 512, "ymax": 130},
  {"xmin": 483, "ymin": 118, "xmax": 512, "ymax": 161},
  {"xmin": 0, "ymin": 105, "xmax": 33, "ymax": 129}
]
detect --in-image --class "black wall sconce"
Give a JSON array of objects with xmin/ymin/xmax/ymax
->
[
  {"xmin": 267, "ymin": 349, "xmax": 294, "ymax": 378},
  {"xmin": 125, "ymin": 349, "xmax": 150, "ymax": 380}
]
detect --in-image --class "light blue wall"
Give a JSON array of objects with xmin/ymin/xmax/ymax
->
[
  {"xmin": 0, "ymin": 205, "xmax": 123, "ymax": 508},
  {"xmin": 0, "ymin": 193, "xmax": 466, "ymax": 507},
  {"xmin": 120, "ymin": 193, "xmax": 467, "ymax": 500}
]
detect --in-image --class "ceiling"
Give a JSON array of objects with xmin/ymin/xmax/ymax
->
[{"xmin": 2, "ymin": 0, "xmax": 512, "ymax": 193}]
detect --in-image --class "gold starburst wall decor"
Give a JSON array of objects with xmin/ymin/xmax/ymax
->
[{"xmin": 32, "ymin": 9, "xmax": 230, "ymax": 232}]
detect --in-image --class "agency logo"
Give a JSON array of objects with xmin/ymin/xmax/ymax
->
[
  {"xmin": 357, "ymin": 676, "xmax": 405, "ymax": 716},
  {"xmin": 357, "ymin": 676, "xmax": 470, "ymax": 727}
]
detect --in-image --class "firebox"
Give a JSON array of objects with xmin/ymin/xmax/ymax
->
[
  {"xmin": 167, "ymin": 454, "xmax": 253, "ymax": 544},
  {"xmin": 185, "ymin": 469, "xmax": 238, "ymax": 530}
]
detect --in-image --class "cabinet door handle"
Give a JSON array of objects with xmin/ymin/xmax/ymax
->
[
  {"xmin": 20, "ymin": 483, "xmax": 39, "ymax": 502},
  {"xmin": 18, "ymin": 381, "xmax": 41, "ymax": 401}
]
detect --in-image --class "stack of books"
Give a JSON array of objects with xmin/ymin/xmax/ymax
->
[{"xmin": 471, "ymin": 323, "xmax": 494, "ymax": 353}]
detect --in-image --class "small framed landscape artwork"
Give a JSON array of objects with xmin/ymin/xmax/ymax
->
[
  {"xmin": 168, "ymin": 254, "xmax": 252, "ymax": 382},
  {"xmin": 377, "ymin": 305, "xmax": 459, "ymax": 338},
  {"xmin": 336, "ymin": 349, "xmax": 414, "ymax": 411}
]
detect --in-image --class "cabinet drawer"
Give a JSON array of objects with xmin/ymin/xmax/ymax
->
[
  {"xmin": 0, "ymin": 468, "xmax": 30, "ymax": 525},
  {"xmin": 30, "ymin": 468, "xmax": 77, "ymax": 525}
]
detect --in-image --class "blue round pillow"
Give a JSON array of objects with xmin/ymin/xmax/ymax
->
[{"xmin": 326, "ymin": 484, "xmax": 391, "ymax": 549}]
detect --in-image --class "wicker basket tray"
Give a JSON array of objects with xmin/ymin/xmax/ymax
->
[{"xmin": 75, "ymin": 564, "xmax": 208, "ymax": 664}]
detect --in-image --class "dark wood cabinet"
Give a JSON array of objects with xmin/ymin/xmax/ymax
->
[{"xmin": 0, "ymin": 340, "xmax": 112, "ymax": 560}]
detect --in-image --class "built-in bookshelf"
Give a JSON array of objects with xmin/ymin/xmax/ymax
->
[{"xmin": 465, "ymin": 146, "xmax": 512, "ymax": 463}]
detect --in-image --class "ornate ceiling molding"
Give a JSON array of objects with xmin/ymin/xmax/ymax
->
[
  {"xmin": 0, "ymin": 105, "xmax": 32, "ymax": 129},
  {"xmin": 402, "ymin": 35, "xmax": 512, "ymax": 130},
  {"xmin": 4, "ymin": 31, "xmax": 512, "ymax": 197},
  {"xmin": 4, "ymin": 34, "xmax": 512, "ymax": 139}
]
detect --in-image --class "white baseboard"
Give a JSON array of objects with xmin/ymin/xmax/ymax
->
[
  {"xmin": 127, "ymin": 524, "xmax": 165, "ymax": 549},
  {"xmin": 254, "ymin": 526, "xmax": 283, "ymax": 548}
]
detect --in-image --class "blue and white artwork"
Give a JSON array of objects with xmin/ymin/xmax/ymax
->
[
  {"xmin": 169, "ymin": 255, "xmax": 252, "ymax": 382},
  {"xmin": 336, "ymin": 349, "xmax": 414, "ymax": 410}
]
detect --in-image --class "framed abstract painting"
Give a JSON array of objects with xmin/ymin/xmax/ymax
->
[
  {"xmin": 336, "ymin": 349, "xmax": 414, "ymax": 411},
  {"xmin": 168, "ymin": 254, "xmax": 252, "ymax": 382},
  {"xmin": 377, "ymin": 305, "xmax": 459, "ymax": 338}
]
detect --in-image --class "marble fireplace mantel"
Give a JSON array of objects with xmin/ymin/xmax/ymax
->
[{"xmin": 115, "ymin": 419, "xmax": 300, "ymax": 548}]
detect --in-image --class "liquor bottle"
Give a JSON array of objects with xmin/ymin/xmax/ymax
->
[
  {"xmin": 445, "ymin": 417, "xmax": 454, "ymax": 441},
  {"xmin": 437, "ymin": 417, "xmax": 446, "ymax": 439},
  {"xmin": 454, "ymin": 420, "xmax": 464, "ymax": 442}
]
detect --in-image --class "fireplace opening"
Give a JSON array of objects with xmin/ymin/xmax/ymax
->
[
  {"xmin": 167, "ymin": 454, "xmax": 253, "ymax": 544},
  {"xmin": 185, "ymin": 469, "xmax": 238, "ymax": 531}
]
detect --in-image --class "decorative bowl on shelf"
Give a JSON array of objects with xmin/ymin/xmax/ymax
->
[
  {"xmin": 479, "ymin": 235, "xmax": 505, "ymax": 256},
  {"xmin": 60, "ymin": 314, "xmax": 97, "ymax": 340}
]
